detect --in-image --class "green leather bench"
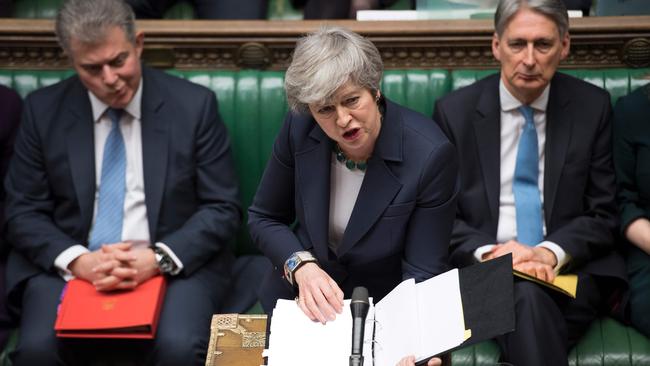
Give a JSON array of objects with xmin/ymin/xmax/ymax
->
[{"xmin": 1, "ymin": 68, "xmax": 650, "ymax": 365}]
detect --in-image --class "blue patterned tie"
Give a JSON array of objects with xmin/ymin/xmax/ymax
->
[
  {"xmin": 513, "ymin": 105, "xmax": 544, "ymax": 245},
  {"xmin": 88, "ymin": 108, "xmax": 126, "ymax": 250}
]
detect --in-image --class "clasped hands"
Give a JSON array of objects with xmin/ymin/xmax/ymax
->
[
  {"xmin": 68, "ymin": 242, "xmax": 160, "ymax": 292},
  {"xmin": 482, "ymin": 239, "xmax": 558, "ymax": 282}
]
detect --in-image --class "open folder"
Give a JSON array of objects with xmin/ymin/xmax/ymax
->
[{"xmin": 265, "ymin": 255, "xmax": 514, "ymax": 366}]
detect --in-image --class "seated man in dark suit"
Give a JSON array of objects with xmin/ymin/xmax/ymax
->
[
  {"xmin": 0, "ymin": 84, "xmax": 22, "ymax": 350},
  {"xmin": 3, "ymin": 0, "xmax": 241, "ymax": 364},
  {"xmin": 433, "ymin": 0, "xmax": 627, "ymax": 365}
]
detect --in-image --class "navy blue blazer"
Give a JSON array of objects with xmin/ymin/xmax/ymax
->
[
  {"xmin": 4, "ymin": 67, "xmax": 241, "ymax": 298},
  {"xmin": 248, "ymin": 98, "xmax": 459, "ymax": 311},
  {"xmin": 433, "ymin": 72, "xmax": 627, "ymax": 287}
]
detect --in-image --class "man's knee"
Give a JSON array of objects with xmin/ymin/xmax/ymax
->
[
  {"xmin": 152, "ymin": 331, "xmax": 205, "ymax": 366},
  {"xmin": 513, "ymin": 281, "xmax": 565, "ymax": 324},
  {"xmin": 11, "ymin": 331, "xmax": 60, "ymax": 366}
]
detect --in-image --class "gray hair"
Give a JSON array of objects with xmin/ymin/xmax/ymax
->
[
  {"xmin": 55, "ymin": 0, "xmax": 136, "ymax": 55},
  {"xmin": 284, "ymin": 26, "xmax": 383, "ymax": 113},
  {"xmin": 495, "ymin": 0, "xmax": 569, "ymax": 38}
]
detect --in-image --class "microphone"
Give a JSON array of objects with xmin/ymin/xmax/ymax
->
[{"xmin": 350, "ymin": 286, "xmax": 370, "ymax": 366}]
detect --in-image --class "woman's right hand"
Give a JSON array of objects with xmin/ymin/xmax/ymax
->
[{"xmin": 293, "ymin": 262, "xmax": 344, "ymax": 324}]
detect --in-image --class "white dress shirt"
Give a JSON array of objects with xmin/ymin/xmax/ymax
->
[
  {"xmin": 473, "ymin": 80, "xmax": 569, "ymax": 273},
  {"xmin": 54, "ymin": 80, "xmax": 183, "ymax": 278},
  {"xmin": 328, "ymin": 154, "xmax": 365, "ymax": 252}
]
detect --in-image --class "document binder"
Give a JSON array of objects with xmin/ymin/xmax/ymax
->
[
  {"xmin": 265, "ymin": 256, "xmax": 515, "ymax": 366},
  {"xmin": 54, "ymin": 276, "xmax": 167, "ymax": 339}
]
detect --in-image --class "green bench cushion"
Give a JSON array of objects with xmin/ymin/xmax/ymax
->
[{"xmin": 454, "ymin": 317, "xmax": 650, "ymax": 366}]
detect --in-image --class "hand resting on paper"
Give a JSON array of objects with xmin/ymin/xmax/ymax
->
[
  {"xmin": 482, "ymin": 240, "xmax": 557, "ymax": 282},
  {"xmin": 69, "ymin": 242, "xmax": 160, "ymax": 292},
  {"xmin": 396, "ymin": 355, "xmax": 442, "ymax": 366},
  {"xmin": 293, "ymin": 262, "xmax": 344, "ymax": 324}
]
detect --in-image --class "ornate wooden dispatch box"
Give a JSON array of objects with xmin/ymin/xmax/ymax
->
[{"xmin": 205, "ymin": 314, "xmax": 267, "ymax": 366}]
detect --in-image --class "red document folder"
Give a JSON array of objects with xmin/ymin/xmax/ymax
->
[{"xmin": 54, "ymin": 276, "xmax": 167, "ymax": 339}]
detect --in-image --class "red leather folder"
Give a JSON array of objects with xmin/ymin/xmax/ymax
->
[{"xmin": 54, "ymin": 276, "xmax": 167, "ymax": 339}]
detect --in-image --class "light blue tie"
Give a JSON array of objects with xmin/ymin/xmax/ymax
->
[
  {"xmin": 88, "ymin": 108, "xmax": 126, "ymax": 250},
  {"xmin": 513, "ymin": 105, "xmax": 544, "ymax": 245}
]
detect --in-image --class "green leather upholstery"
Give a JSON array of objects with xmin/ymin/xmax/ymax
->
[
  {"xmin": 12, "ymin": 0, "xmax": 62, "ymax": 18},
  {"xmin": 1, "ymin": 68, "xmax": 649, "ymax": 365},
  {"xmin": 455, "ymin": 317, "xmax": 650, "ymax": 366},
  {"xmin": 382, "ymin": 70, "xmax": 451, "ymax": 116},
  {"xmin": 170, "ymin": 70, "xmax": 289, "ymax": 255},
  {"xmin": 569, "ymin": 317, "xmax": 650, "ymax": 366}
]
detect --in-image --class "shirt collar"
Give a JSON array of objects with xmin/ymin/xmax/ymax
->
[
  {"xmin": 89, "ymin": 79, "xmax": 143, "ymax": 123},
  {"xmin": 499, "ymin": 78, "xmax": 550, "ymax": 113}
]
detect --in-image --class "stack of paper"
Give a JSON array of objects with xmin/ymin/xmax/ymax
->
[{"xmin": 266, "ymin": 299, "xmax": 374, "ymax": 366}]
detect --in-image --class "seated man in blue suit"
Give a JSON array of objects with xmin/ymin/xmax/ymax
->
[
  {"xmin": 433, "ymin": 0, "xmax": 627, "ymax": 365},
  {"xmin": 3, "ymin": 0, "xmax": 241, "ymax": 364}
]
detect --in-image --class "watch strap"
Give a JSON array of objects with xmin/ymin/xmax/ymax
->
[{"xmin": 283, "ymin": 251, "xmax": 318, "ymax": 286}]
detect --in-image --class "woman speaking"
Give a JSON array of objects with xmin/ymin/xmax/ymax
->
[{"xmin": 248, "ymin": 27, "xmax": 458, "ymax": 335}]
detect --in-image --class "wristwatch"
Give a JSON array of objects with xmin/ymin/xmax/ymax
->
[
  {"xmin": 283, "ymin": 251, "xmax": 318, "ymax": 286},
  {"xmin": 153, "ymin": 246, "xmax": 178, "ymax": 275}
]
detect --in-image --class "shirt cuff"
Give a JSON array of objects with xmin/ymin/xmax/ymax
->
[
  {"xmin": 54, "ymin": 245, "xmax": 90, "ymax": 281},
  {"xmin": 155, "ymin": 242, "xmax": 183, "ymax": 275},
  {"xmin": 537, "ymin": 241, "xmax": 570, "ymax": 274},
  {"xmin": 473, "ymin": 245, "xmax": 496, "ymax": 262}
]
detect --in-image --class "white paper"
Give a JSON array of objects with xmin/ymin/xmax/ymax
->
[
  {"xmin": 415, "ymin": 269, "xmax": 465, "ymax": 362},
  {"xmin": 373, "ymin": 278, "xmax": 419, "ymax": 366},
  {"xmin": 266, "ymin": 299, "xmax": 374, "ymax": 366}
]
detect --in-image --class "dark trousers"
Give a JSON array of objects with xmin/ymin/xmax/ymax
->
[
  {"xmin": 11, "ymin": 268, "xmax": 228, "ymax": 366},
  {"xmin": 0, "ymin": 259, "xmax": 15, "ymax": 350},
  {"xmin": 626, "ymin": 245, "xmax": 650, "ymax": 338},
  {"xmin": 495, "ymin": 274, "xmax": 601, "ymax": 366}
]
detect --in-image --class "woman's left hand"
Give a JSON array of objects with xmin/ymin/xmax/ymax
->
[{"xmin": 294, "ymin": 262, "xmax": 344, "ymax": 324}]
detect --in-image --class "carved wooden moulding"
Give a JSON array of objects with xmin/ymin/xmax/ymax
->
[
  {"xmin": 0, "ymin": 46, "xmax": 67, "ymax": 68},
  {"xmin": 0, "ymin": 17, "xmax": 649, "ymax": 70}
]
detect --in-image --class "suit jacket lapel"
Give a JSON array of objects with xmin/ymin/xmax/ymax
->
[
  {"xmin": 65, "ymin": 80, "xmax": 95, "ymax": 238},
  {"xmin": 543, "ymin": 76, "xmax": 571, "ymax": 224},
  {"xmin": 140, "ymin": 68, "xmax": 169, "ymax": 240},
  {"xmin": 295, "ymin": 125, "xmax": 331, "ymax": 260},
  {"xmin": 337, "ymin": 100, "xmax": 403, "ymax": 257},
  {"xmin": 473, "ymin": 76, "xmax": 501, "ymax": 224}
]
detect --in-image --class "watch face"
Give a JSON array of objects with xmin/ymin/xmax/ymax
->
[
  {"xmin": 286, "ymin": 256, "xmax": 299, "ymax": 271},
  {"xmin": 159, "ymin": 257, "xmax": 174, "ymax": 273}
]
